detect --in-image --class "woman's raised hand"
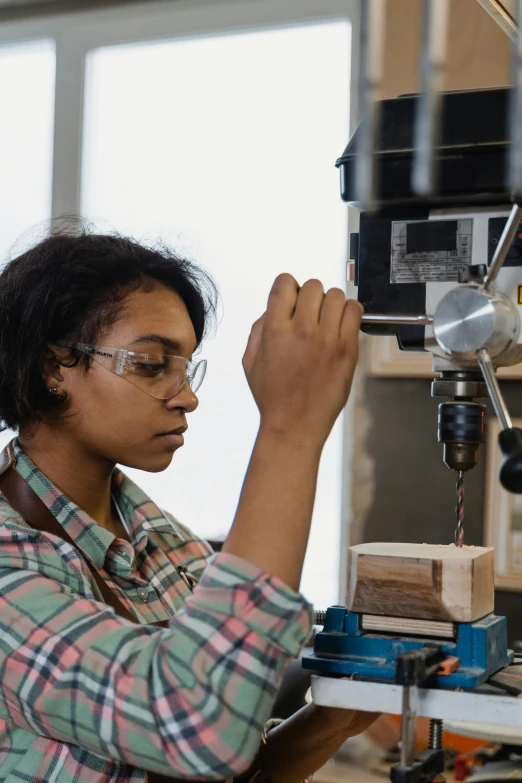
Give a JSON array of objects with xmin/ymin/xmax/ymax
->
[{"xmin": 243, "ymin": 273, "xmax": 362, "ymax": 448}]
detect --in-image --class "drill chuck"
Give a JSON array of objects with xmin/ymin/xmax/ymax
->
[{"xmin": 438, "ymin": 401, "xmax": 486, "ymax": 472}]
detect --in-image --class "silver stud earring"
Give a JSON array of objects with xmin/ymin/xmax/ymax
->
[{"xmin": 49, "ymin": 387, "xmax": 59, "ymax": 396}]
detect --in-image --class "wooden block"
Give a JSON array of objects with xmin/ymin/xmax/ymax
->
[{"xmin": 346, "ymin": 543, "xmax": 494, "ymax": 623}]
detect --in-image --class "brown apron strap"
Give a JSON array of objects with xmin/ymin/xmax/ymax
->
[
  {"xmin": 0, "ymin": 464, "xmax": 169, "ymax": 628},
  {"xmin": 0, "ymin": 449, "xmax": 233, "ymax": 782}
]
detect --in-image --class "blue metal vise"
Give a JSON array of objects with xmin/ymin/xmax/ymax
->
[{"xmin": 302, "ymin": 606, "xmax": 514, "ymax": 689}]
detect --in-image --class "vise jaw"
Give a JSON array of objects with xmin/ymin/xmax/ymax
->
[{"xmin": 302, "ymin": 606, "xmax": 513, "ymax": 689}]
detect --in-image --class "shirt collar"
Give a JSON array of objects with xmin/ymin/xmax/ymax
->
[
  {"xmin": 111, "ymin": 469, "xmax": 185, "ymax": 540},
  {"xmin": 11, "ymin": 439, "xmax": 184, "ymax": 570}
]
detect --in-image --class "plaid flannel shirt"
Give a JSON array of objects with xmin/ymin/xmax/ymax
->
[{"xmin": 0, "ymin": 441, "xmax": 312, "ymax": 782}]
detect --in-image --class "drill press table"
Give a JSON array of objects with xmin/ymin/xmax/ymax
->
[{"xmin": 311, "ymin": 663, "xmax": 522, "ymax": 730}]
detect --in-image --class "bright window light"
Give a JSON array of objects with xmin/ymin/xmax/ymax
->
[
  {"xmin": 82, "ymin": 21, "xmax": 351, "ymax": 608},
  {"xmin": 0, "ymin": 40, "xmax": 55, "ymax": 264}
]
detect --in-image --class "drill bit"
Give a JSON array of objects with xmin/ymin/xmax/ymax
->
[{"xmin": 455, "ymin": 470, "xmax": 464, "ymax": 547}]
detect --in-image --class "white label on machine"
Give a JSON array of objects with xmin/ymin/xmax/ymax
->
[{"xmin": 390, "ymin": 218, "xmax": 473, "ymax": 283}]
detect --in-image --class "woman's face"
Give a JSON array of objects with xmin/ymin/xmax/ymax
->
[{"xmin": 50, "ymin": 284, "xmax": 200, "ymax": 472}]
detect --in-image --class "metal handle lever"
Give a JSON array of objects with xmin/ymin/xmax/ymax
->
[
  {"xmin": 477, "ymin": 348, "xmax": 522, "ymax": 493},
  {"xmin": 476, "ymin": 1, "xmax": 517, "ymax": 40},
  {"xmin": 362, "ymin": 313, "xmax": 434, "ymax": 326},
  {"xmin": 477, "ymin": 348, "xmax": 512, "ymax": 429},
  {"xmin": 483, "ymin": 203, "xmax": 522, "ymax": 290}
]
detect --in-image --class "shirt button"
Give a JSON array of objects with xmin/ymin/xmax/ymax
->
[{"xmin": 137, "ymin": 587, "xmax": 149, "ymax": 602}]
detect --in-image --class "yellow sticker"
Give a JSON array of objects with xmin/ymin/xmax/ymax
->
[{"xmin": 519, "ymin": 285, "xmax": 522, "ymax": 305}]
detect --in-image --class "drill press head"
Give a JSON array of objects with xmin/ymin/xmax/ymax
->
[{"xmin": 342, "ymin": 88, "xmax": 522, "ymax": 487}]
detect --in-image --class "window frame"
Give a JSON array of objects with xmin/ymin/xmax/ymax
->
[{"xmin": 0, "ymin": 0, "xmax": 360, "ymax": 603}]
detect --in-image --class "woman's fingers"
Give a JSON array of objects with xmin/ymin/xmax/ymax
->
[
  {"xmin": 243, "ymin": 313, "xmax": 266, "ymax": 373},
  {"xmin": 293, "ymin": 279, "xmax": 324, "ymax": 328},
  {"xmin": 265, "ymin": 273, "xmax": 300, "ymax": 327},
  {"xmin": 319, "ymin": 287, "xmax": 347, "ymax": 335},
  {"xmin": 341, "ymin": 299, "xmax": 364, "ymax": 349},
  {"xmin": 244, "ymin": 274, "xmax": 363, "ymax": 447}
]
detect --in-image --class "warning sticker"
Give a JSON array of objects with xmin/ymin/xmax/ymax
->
[{"xmin": 390, "ymin": 219, "xmax": 473, "ymax": 284}]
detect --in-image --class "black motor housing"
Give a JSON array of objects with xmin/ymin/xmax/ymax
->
[{"xmin": 337, "ymin": 88, "xmax": 512, "ymax": 209}]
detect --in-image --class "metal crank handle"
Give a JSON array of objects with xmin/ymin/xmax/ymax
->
[
  {"xmin": 361, "ymin": 313, "xmax": 434, "ymax": 326},
  {"xmin": 477, "ymin": 348, "xmax": 522, "ymax": 493},
  {"xmin": 483, "ymin": 203, "xmax": 522, "ymax": 290}
]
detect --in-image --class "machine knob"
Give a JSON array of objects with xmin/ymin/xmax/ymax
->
[
  {"xmin": 476, "ymin": 349, "xmax": 522, "ymax": 493},
  {"xmin": 433, "ymin": 285, "xmax": 519, "ymax": 361},
  {"xmin": 498, "ymin": 428, "xmax": 522, "ymax": 493}
]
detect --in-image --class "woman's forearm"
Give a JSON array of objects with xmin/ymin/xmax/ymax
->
[
  {"xmin": 223, "ymin": 425, "xmax": 322, "ymax": 591},
  {"xmin": 229, "ymin": 275, "xmax": 362, "ymax": 593},
  {"xmin": 256, "ymin": 703, "xmax": 360, "ymax": 783}
]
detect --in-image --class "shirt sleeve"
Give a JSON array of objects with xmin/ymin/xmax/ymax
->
[{"xmin": 0, "ymin": 533, "xmax": 313, "ymax": 779}]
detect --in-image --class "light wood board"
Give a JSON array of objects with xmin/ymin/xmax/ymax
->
[
  {"xmin": 361, "ymin": 614, "xmax": 456, "ymax": 639},
  {"xmin": 346, "ymin": 543, "xmax": 494, "ymax": 623}
]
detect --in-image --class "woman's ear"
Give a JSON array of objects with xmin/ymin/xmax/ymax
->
[{"xmin": 42, "ymin": 348, "xmax": 65, "ymax": 388}]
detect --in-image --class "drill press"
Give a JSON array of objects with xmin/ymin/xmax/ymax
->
[
  {"xmin": 345, "ymin": 87, "xmax": 522, "ymax": 529},
  {"xmin": 304, "ymin": 2, "xmax": 522, "ymax": 779}
]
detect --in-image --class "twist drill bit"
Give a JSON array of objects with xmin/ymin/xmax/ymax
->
[{"xmin": 455, "ymin": 470, "xmax": 464, "ymax": 547}]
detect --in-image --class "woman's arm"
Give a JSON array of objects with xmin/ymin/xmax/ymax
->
[
  {"xmin": 0, "ymin": 545, "xmax": 310, "ymax": 780},
  {"xmin": 224, "ymin": 275, "xmax": 362, "ymax": 590},
  {"xmin": 254, "ymin": 705, "xmax": 380, "ymax": 783},
  {"xmin": 224, "ymin": 425, "xmax": 322, "ymax": 592}
]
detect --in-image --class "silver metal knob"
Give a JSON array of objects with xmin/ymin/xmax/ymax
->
[{"xmin": 433, "ymin": 285, "xmax": 519, "ymax": 361}]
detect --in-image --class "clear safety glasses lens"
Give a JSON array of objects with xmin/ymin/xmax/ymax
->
[
  {"xmin": 59, "ymin": 343, "xmax": 207, "ymax": 400},
  {"xmin": 119, "ymin": 356, "xmax": 207, "ymax": 399}
]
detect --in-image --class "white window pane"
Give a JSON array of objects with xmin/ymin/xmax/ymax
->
[
  {"xmin": 82, "ymin": 21, "xmax": 351, "ymax": 608},
  {"xmin": 0, "ymin": 40, "xmax": 55, "ymax": 264}
]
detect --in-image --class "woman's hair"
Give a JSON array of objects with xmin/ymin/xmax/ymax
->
[{"xmin": 0, "ymin": 225, "xmax": 218, "ymax": 431}]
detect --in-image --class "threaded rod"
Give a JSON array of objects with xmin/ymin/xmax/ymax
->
[{"xmin": 429, "ymin": 718, "xmax": 443, "ymax": 750}]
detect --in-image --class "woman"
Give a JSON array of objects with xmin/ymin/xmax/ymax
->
[{"xmin": 0, "ymin": 229, "xmax": 374, "ymax": 782}]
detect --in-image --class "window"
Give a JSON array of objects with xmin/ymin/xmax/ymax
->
[
  {"xmin": 0, "ymin": 1, "xmax": 356, "ymax": 608},
  {"xmin": 0, "ymin": 39, "xmax": 55, "ymax": 264},
  {"xmin": 82, "ymin": 20, "xmax": 351, "ymax": 607},
  {"xmin": 0, "ymin": 38, "xmax": 55, "ymax": 450}
]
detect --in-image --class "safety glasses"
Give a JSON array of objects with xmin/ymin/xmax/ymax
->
[{"xmin": 57, "ymin": 342, "xmax": 207, "ymax": 400}]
